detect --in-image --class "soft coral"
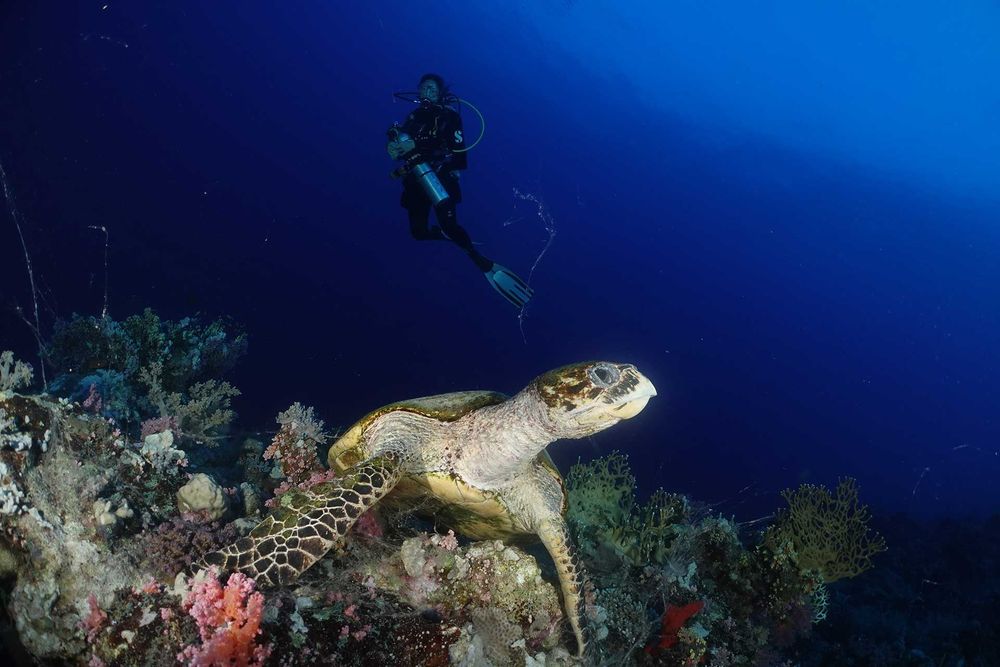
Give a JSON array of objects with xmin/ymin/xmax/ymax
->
[
  {"xmin": 178, "ymin": 568, "xmax": 272, "ymax": 667},
  {"xmin": 644, "ymin": 600, "xmax": 705, "ymax": 655}
]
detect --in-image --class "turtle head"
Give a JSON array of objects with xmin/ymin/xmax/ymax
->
[{"xmin": 532, "ymin": 362, "xmax": 657, "ymax": 438}]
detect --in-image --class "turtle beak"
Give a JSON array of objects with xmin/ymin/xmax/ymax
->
[{"xmin": 610, "ymin": 369, "xmax": 657, "ymax": 420}]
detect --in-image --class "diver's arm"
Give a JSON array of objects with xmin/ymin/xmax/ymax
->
[{"xmin": 399, "ymin": 111, "xmax": 419, "ymax": 136}]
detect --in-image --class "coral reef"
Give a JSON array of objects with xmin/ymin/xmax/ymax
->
[
  {"xmin": 362, "ymin": 532, "xmax": 570, "ymax": 665},
  {"xmin": 0, "ymin": 393, "xmax": 149, "ymax": 660},
  {"xmin": 44, "ymin": 311, "xmax": 246, "ymax": 439},
  {"xmin": 2, "ymin": 395, "xmax": 894, "ymax": 666},
  {"xmin": 0, "ymin": 327, "xmax": 900, "ymax": 665},
  {"xmin": 564, "ymin": 454, "xmax": 886, "ymax": 666},
  {"xmin": 0, "ymin": 388, "xmax": 892, "ymax": 665}
]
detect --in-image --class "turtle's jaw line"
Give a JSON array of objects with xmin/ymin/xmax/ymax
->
[
  {"xmin": 612, "ymin": 395, "xmax": 652, "ymax": 419},
  {"xmin": 610, "ymin": 376, "xmax": 657, "ymax": 420}
]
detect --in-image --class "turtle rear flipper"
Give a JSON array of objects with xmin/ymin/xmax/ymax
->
[{"xmin": 200, "ymin": 455, "xmax": 402, "ymax": 586}]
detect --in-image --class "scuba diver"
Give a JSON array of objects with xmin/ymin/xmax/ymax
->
[{"xmin": 387, "ymin": 73, "xmax": 533, "ymax": 309}]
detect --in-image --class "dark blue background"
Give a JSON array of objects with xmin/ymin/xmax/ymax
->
[{"xmin": 1, "ymin": 2, "xmax": 997, "ymax": 521}]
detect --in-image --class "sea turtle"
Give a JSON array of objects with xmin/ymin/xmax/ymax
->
[{"xmin": 201, "ymin": 361, "xmax": 656, "ymax": 656}]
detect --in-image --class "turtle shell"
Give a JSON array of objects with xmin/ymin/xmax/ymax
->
[
  {"xmin": 327, "ymin": 390, "xmax": 507, "ymax": 472},
  {"xmin": 325, "ymin": 389, "xmax": 568, "ymax": 539}
]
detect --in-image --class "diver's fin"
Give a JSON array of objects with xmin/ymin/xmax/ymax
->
[{"xmin": 484, "ymin": 263, "xmax": 534, "ymax": 308}]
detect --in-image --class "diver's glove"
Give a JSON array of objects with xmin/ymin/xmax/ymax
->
[{"xmin": 483, "ymin": 263, "xmax": 534, "ymax": 309}]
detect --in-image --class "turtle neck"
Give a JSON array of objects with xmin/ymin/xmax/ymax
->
[{"xmin": 450, "ymin": 388, "xmax": 558, "ymax": 490}]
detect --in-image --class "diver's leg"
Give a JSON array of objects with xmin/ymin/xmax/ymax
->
[
  {"xmin": 434, "ymin": 201, "xmax": 493, "ymax": 271},
  {"xmin": 407, "ymin": 199, "xmax": 444, "ymax": 241},
  {"xmin": 436, "ymin": 200, "xmax": 534, "ymax": 307}
]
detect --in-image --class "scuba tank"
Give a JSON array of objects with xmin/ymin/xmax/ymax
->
[
  {"xmin": 386, "ymin": 126, "xmax": 450, "ymax": 206},
  {"xmin": 407, "ymin": 158, "xmax": 450, "ymax": 206}
]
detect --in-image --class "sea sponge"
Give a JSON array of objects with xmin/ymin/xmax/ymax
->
[{"xmin": 177, "ymin": 473, "xmax": 229, "ymax": 521}]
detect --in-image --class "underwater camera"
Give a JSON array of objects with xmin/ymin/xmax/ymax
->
[{"xmin": 386, "ymin": 124, "xmax": 451, "ymax": 206}]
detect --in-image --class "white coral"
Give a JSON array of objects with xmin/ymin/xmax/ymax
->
[
  {"xmin": 0, "ymin": 460, "xmax": 27, "ymax": 515},
  {"xmin": 0, "ymin": 408, "xmax": 33, "ymax": 452},
  {"xmin": 0, "ymin": 460, "xmax": 50, "ymax": 528},
  {"xmin": 92, "ymin": 499, "xmax": 134, "ymax": 527},
  {"xmin": 276, "ymin": 402, "xmax": 328, "ymax": 444},
  {"xmin": 0, "ymin": 351, "xmax": 33, "ymax": 398},
  {"xmin": 139, "ymin": 430, "xmax": 187, "ymax": 471}
]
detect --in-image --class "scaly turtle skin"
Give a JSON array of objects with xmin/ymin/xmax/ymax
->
[{"xmin": 202, "ymin": 361, "xmax": 656, "ymax": 656}]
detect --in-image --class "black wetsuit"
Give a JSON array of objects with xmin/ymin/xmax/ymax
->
[{"xmin": 398, "ymin": 102, "xmax": 492, "ymax": 271}]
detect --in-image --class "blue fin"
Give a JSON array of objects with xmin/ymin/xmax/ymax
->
[{"xmin": 484, "ymin": 263, "xmax": 534, "ymax": 308}]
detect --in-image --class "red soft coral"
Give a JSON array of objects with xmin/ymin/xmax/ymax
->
[
  {"xmin": 645, "ymin": 600, "xmax": 705, "ymax": 655},
  {"xmin": 178, "ymin": 568, "xmax": 271, "ymax": 666}
]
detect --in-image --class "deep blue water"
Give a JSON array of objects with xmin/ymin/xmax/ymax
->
[{"xmin": 1, "ymin": 1, "xmax": 998, "ymax": 523}]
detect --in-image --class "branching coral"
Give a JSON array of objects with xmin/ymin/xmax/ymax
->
[
  {"xmin": 263, "ymin": 402, "xmax": 328, "ymax": 485},
  {"xmin": 46, "ymin": 310, "xmax": 246, "ymax": 392},
  {"xmin": 566, "ymin": 451, "xmax": 634, "ymax": 528},
  {"xmin": 44, "ymin": 310, "xmax": 246, "ymax": 436},
  {"xmin": 140, "ymin": 362, "xmax": 240, "ymax": 445},
  {"xmin": 140, "ymin": 515, "xmax": 238, "ymax": 581},
  {"xmin": 566, "ymin": 451, "xmax": 685, "ymax": 567},
  {"xmin": 763, "ymin": 478, "xmax": 887, "ymax": 584},
  {"xmin": 0, "ymin": 351, "xmax": 33, "ymax": 397}
]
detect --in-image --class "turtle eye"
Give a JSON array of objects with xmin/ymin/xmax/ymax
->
[{"xmin": 588, "ymin": 363, "xmax": 620, "ymax": 388}]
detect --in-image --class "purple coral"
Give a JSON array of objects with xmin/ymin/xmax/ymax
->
[{"xmin": 141, "ymin": 515, "xmax": 238, "ymax": 580}]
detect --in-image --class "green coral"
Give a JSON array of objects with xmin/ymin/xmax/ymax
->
[
  {"xmin": 139, "ymin": 362, "xmax": 241, "ymax": 446},
  {"xmin": 763, "ymin": 477, "xmax": 887, "ymax": 583},
  {"xmin": 46, "ymin": 309, "xmax": 246, "ymax": 392},
  {"xmin": 566, "ymin": 451, "xmax": 684, "ymax": 567},
  {"xmin": 44, "ymin": 309, "xmax": 246, "ymax": 437}
]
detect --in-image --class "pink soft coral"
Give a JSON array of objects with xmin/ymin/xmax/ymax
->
[
  {"xmin": 178, "ymin": 568, "xmax": 271, "ymax": 666},
  {"xmin": 79, "ymin": 593, "xmax": 108, "ymax": 643}
]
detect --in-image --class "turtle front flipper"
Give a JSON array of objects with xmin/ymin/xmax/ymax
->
[
  {"xmin": 537, "ymin": 518, "xmax": 590, "ymax": 658},
  {"xmin": 200, "ymin": 455, "xmax": 403, "ymax": 586}
]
